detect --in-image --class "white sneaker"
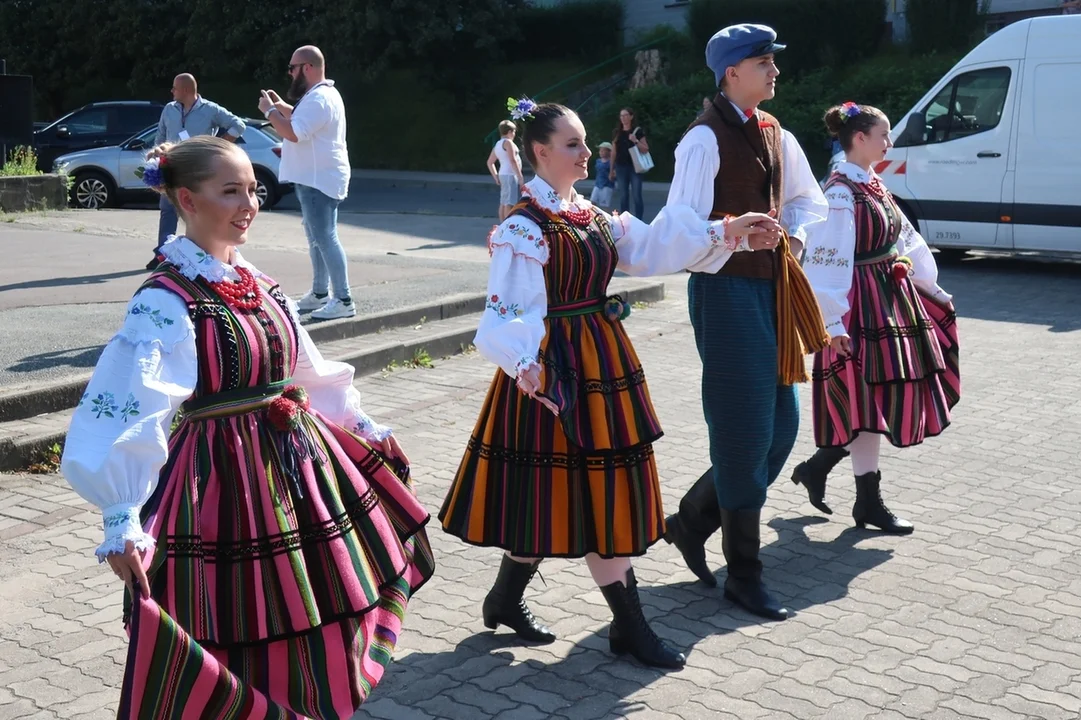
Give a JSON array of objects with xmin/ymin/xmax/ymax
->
[
  {"xmin": 296, "ymin": 291, "xmax": 329, "ymax": 311},
  {"xmin": 311, "ymin": 298, "xmax": 356, "ymax": 320}
]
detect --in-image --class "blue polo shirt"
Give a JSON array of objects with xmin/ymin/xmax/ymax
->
[{"xmin": 154, "ymin": 97, "xmax": 246, "ymax": 145}]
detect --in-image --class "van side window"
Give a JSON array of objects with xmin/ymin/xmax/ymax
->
[{"xmin": 919, "ymin": 67, "xmax": 1011, "ymax": 144}]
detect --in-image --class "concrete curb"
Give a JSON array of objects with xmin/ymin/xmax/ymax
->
[
  {"xmin": 0, "ymin": 282, "xmax": 666, "ymax": 473},
  {"xmin": 350, "ymin": 169, "xmax": 672, "ymax": 197},
  {"xmin": 0, "ymin": 293, "xmax": 491, "ymax": 425},
  {"xmin": 0, "ymin": 430, "xmax": 67, "ymax": 474}
]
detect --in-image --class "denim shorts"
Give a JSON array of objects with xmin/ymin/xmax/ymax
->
[{"xmin": 499, "ymin": 175, "xmax": 520, "ymax": 205}]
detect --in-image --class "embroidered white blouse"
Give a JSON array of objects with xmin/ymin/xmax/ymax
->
[
  {"xmin": 805, "ymin": 162, "xmax": 953, "ymax": 338},
  {"xmin": 667, "ymin": 102, "xmax": 828, "ymax": 262},
  {"xmin": 474, "ymin": 176, "xmax": 743, "ymax": 379},
  {"xmin": 61, "ymin": 236, "xmax": 392, "ymax": 561}
]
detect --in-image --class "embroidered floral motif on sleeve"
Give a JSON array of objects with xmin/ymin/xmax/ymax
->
[
  {"xmin": 807, "ymin": 245, "xmax": 851, "ymax": 268},
  {"xmin": 503, "ymin": 222, "xmax": 547, "ymax": 252},
  {"xmin": 486, "ymin": 294, "xmax": 525, "ymax": 319},
  {"xmin": 352, "ymin": 414, "xmax": 374, "ymax": 436},
  {"xmin": 708, "ymin": 221, "xmax": 741, "ymax": 251},
  {"xmin": 825, "ymin": 190, "xmax": 854, "ymax": 206},
  {"xmin": 129, "ymin": 303, "xmax": 176, "ymax": 329},
  {"xmin": 90, "ymin": 392, "xmax": 119, "ymax": 419},
  {"xmin": 103, "ymin": 507, "xmax": 137, "ymax": 530},
  {"xmin": 514, "ymin": 355, "xmax": 537, "ymax": 375},
  {"xmin": 120, "ymin": 394, "xmax": 141, "ymax": 423}
]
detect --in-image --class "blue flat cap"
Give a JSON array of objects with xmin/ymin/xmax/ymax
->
[{"xmin": 706, "ymin": 24, "xmax": 786, "ymax": 86}]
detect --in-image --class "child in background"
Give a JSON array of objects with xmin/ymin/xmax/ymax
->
[{"xmin": 590, "ymin": 141, "xmax": 614, "ymax": 210}]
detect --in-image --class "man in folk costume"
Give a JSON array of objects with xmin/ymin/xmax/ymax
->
[{"xmin": 663, "ymin": 24, "xmax": 831, "ymax": 620}]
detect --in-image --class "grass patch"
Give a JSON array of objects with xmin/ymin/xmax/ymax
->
[{"xmin": 25, "ymin": 442, "xmax": 63, "ymax": 474}]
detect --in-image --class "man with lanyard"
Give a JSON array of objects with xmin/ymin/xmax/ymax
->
[
  {"xmin": 259, "ymin": 46, "xmax": 355, "ymax": 320},
  {"xmin": 662, "ymin": 24, "xmax": 830, "ymax": 621},
  {"xmin": 149, "ymin": 73, "xmax": 246, "ymax": 269}
]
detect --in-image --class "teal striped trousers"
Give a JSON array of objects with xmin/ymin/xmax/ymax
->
[{"xmin": 688, "ymin": 273, "xmax": 800, "ymax": 511}]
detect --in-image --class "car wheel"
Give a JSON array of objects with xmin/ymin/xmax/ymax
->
[
  {"xmin": 254, "ymin": 169, "xmax": 279, "ymax": 209},
  {"xmin": 71, "ymin": 170, "xmax": 115, "ymax": 209}
]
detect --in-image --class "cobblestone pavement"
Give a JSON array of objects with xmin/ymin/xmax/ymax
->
[{"xmin": 2, "ymin": 257, "xmax": 1081, "ymax": 720}]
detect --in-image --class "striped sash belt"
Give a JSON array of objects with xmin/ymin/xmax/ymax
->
[
  {"xmin": 547, "ymin": 295, "xmax": 629, "ymax": 321},
  {"xmin": 854, "ymin": 244, "xmax": 899, "ymax": 266},
  {"xmin": 180, "ymin": 380, "xmax": 291, "ymax": 421}
]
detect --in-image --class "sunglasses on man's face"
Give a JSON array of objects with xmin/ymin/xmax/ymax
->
[{"xmin": 288, "ymin": 63, "xmax": 309, "ymax": 73}]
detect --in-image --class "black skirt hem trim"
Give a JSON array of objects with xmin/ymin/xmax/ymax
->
[
  {"xmin": 438, "ymin": 528, "xmax": 663, "ymax": 560},
  {"xmin": 816, "ymin": 420, "xmax": 954, "ymax": 451},
  {"xmin": 123, "ymin": 516, "xmax": 434, "ymax": 649}
]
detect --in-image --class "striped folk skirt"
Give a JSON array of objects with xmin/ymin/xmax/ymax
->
[
  {"xmin": 118, "ymin": 400, "xmax": 434, "ymax": 719},
  {"xmin": 812, "ymin": 266, "xmax": 961, "ymax": 449},
  {"xmin": 439, "ymin": 313, "xmax": 666, "ymax": 558}
]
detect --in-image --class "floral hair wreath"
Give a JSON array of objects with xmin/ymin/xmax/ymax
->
[
  {"xmin": 839, "ymin": 101, "xmax": 862, "ymax": 123},
  {"xmin": 507, "ymin": 96, "xmax": 538, "ymax": 121},
  {"xmin": 135, "ymin": 156, "xmax": 167, "ymax": 190}
]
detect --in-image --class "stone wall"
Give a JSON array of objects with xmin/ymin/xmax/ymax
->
[{"xmin": 0, "ymin": 175, "xmax": 68, "ymax": 213}]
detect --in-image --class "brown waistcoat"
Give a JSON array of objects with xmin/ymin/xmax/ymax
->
[{"xmin": 683, "ymin": 95, "xmax": 785, "ymax": 279}]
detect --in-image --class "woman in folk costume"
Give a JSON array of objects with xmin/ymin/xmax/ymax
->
[
  {"xmin": 793, "ymin": 103, "xmax": 960, "ymax": 533},
  {"xmin": 439, "ymin": 100, "xmax": 784, "ymax": 669},
  {"xmin": 60, "ymin": 136, "xmax": 433, "ymax": 719}
]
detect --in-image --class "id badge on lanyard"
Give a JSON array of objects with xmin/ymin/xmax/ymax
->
[{"xmin": 178, "ymin": 101, "xmax": 196, "ymax": 141}]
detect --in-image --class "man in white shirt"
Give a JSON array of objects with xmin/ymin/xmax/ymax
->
[
  {"xmin": 259, "ymin": 45, "xmax": 355, "ymax": 320},
  {"xmin": 661, "ymin": 24, "xmax": 830, "ymax": 622}
]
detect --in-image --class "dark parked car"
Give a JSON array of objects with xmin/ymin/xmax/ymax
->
[{"xmin": 32, "ymin": 101, "xmax": 165, "ymax": 172}]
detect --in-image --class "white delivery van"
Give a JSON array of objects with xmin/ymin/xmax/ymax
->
[{"xmin": 880, "ymin": 15, "xmax": 1081, "ymax": 255}]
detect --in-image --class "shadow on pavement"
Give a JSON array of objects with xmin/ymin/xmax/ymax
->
[
  {"xmin": 0, "ymin": 268, "xmax": 147, "ymax": 293},
  {"xmin": 937, "ymin": 253, "xmax": 1081, "ymax": 333},
  {"xmin": 8, "ymin": 346, "xmax": 102, "ymax": 375},
  {"xmin": 384, "ymin": 515, "xmax": 891, "ymax": 718}
]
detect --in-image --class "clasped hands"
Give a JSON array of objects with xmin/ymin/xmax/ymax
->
[{"xmin": 727, "ymin": 209, "xmax": 785, "ymax": 251}]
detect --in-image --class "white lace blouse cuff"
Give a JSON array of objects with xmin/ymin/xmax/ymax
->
[
  {"xmin": 97, "ymin": 503, "xmax": 156, "ymax": 562},
  {"xmin": 349, "ymin": 410, "xmax": 393, "ymax": 442},
  {"xmin": 706, "ymin": 220, "xmax": 748, "ymax": 252},
  {"xmin": 515, "ymin": 355, "xmax": 538, "ymax": 377},
  {"xmin": 825, "ymin": 320, "xmax": 847, "ymax": 338}
]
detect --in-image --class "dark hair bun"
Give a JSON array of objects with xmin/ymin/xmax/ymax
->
[{"xmin": 824, "ymin": 107, "xmax": 846, "ymax": 138}]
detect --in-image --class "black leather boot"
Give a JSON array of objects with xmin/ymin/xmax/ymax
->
[
  {"xmin": 720, "ymin": 509, "xmax": 789, "ymax": 621},
  {"xmin": 481, "ymin": 556, "xmax": 556, "ymax": 643},
  {"xmin": 791, "ymin": 446, "xmax": 849, "ymax": 515},
  {"xmin": 853, "ymin": 471, "xmax": 914, "ymax": 535},
  {"xmin": 664, "ymin": 469, "xmax": 722, "ymax": 587},
  {"xmin": 599, "ymin": 569, "xmax": 686, "ymax": 669}
]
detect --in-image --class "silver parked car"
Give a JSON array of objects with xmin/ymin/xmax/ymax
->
[{"xmin": 53, "ymin": 120, "xmax": 291, "ymax": 210}]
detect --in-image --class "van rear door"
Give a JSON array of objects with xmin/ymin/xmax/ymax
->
[
  {"xmin": 895, "ymin": 61, "xmax": 1017, "ymax": 249},
  {"xmin": 1010, "ymin": 60, "xmax": 1081, "ymax": 252}
]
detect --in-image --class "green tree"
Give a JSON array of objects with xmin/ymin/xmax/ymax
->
[{"xmin": 905, "ymin": 0, "xmax": 987, "ymax": 54}]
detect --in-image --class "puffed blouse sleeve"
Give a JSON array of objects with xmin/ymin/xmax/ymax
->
[
  {"xmin": 779, "ymin": 129, "xmax": 829, "ymax": 259},
  {"xmin": 803, "ymin": 184, "xmax": 857, "ymax": 338},
  {"xmin": 60, "ymin": 288, "xmax": 197, "ymax": 561},
  {"xmin": 602, "ymin": 206, "xmax": 742, "ymax": 277},
  {"xmin": 283, "ymin": 296, "xmax": 394, "ymax": 443},
  {"xmin": 473, "ymin": 219, "xmax": 549, "ymax": 379},
  {"xmin": 898, "ymin": 207, "xmax": 953, "ymax": 304}
]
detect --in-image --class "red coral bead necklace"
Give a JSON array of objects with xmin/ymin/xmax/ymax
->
[{"xmin": 209, "ymin": 266, "xmax": 262, "ymax": 310}]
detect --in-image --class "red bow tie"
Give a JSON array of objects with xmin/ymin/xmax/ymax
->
[{"xmin": 744, "ymin": 108, "xmax": 756, "ymax": 119}]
